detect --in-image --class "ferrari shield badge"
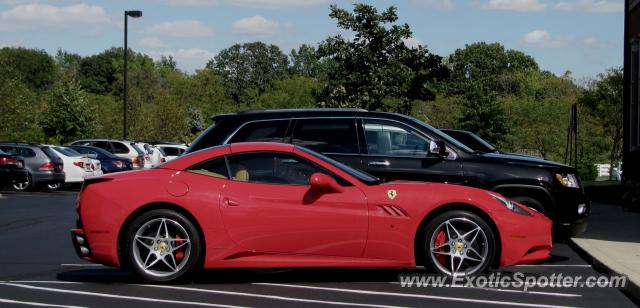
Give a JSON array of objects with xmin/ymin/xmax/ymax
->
[{"xmin": 387, "ymin": 189, "xmax": 397, "ymax": 200}]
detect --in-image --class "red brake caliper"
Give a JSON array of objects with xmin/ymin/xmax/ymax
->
[
  {"xmin": 435, "ymin": 230, "xmax": 447, "ymax": 265},
  {"xmin": 174, "ymin": 234, "xmax": 184, "ymax": 261}
]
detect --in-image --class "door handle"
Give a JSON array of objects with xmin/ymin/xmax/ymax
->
[
  {"xmin": 368, "ymin": 161, "xmax": 390, "ymax": 167},
  {"xmin": 224, "ymin": 198, "xmax": 240, "ymax": 206}
]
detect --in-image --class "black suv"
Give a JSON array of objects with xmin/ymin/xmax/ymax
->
[{"xmin": 187, "ymin": 109, "xmax": 589, "ymax": 237}]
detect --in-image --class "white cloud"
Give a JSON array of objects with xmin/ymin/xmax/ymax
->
[
  {"xmin": 483, "ymin": 0, "xmax": 547, "ymax": 12},
  {"xmin": 232, "ymin": 15, "xmax": 278, "ymax": 35},
  {"xmin": 139, "ymin": 37, "xmax": 167, "ymax": 49},
  {"xmin": 145, "ymin": 20, "xmax": 214, "ymax": 38},
  {"xmin": 553, "ymin": 0, "xmax": 622, "ymax": 13},
  {"xmin": 148, "ymin": 48, "xmax": 215, "ymax": 73},
  {"xmin": 411, "ymin": 0, "xmax": 454, "ymax": 9},
  {"xmin": 165, "ymin": 0, "xmax": 218, "ymax": 6},
  {"xmin": 403, "ymin": 37, "xmax": 426, "ymax": 48},
  {"xmin": 224, "ymin": 0, "xmax": 328, "ymax": 9},
  {"xmin": 582, "ymin": 37, "xmax": 611, "ymax": 48},
  {"xmin": 521, "ymin": 30, "xmax": 567, "ymax": 48},
  {"xmin": 0, "ymin": 3, "xmax": 110, "ymax": 32}
]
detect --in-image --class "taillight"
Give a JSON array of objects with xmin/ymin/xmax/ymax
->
[
  {"xmin": 0, "ymin": 157, "xmax": 19, "ymax": 166},
  {"xmin": 39, "ymin": 162, "xmax": 55, "ymax": 171},
  {"xmin": 133, "ymin": 157, "xmax": 141, "ymax": 165},
  {"xmin": 144, "ymin": 154, "xmax": 150, "ymax": 161},
  {"xmin": 73, "ymin": 161, "xmax": 84, "ymax": 168},
  {"xmin": 161, "ymin": 157, "xmax": 166, "ymax": 163},
  {"xmin": 112, "ymin": 161, "xmax": 124, "ymax": 168}
]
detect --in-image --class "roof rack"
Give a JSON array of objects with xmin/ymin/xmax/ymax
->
[{"xmin": 211, "ymin": 108, "xmax": 369, "ymax": 120}]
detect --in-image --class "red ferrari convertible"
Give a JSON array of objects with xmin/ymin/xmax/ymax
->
[{"xmin": 72, "ymin": 142, "xmax": 552, "ymax": 282}]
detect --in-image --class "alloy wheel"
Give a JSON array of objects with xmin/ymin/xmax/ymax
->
[
  {"xmin": 429, "ymin": 217, "xmax": 489, "ymax": 276},
  {"xmin": 132, "ymin": 218, "xmax": 192, "ymax": 278}
]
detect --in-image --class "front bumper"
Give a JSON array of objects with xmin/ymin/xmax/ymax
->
[
  {"xmin": 496, "ymin": 208, "xmax": 553, "ymax": 267},
  {"xmin": 552, "ymin": 187, "xmax": 591, "ymax": 238}
]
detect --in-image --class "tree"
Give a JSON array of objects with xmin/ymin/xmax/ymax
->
[
  {"xmin": 0, "ymin": 65, "xmax": 44, "ymax": 142},
  {"xmin": 0, "ymin": 47, "xmax": 56, "ymax": 90},
  {"xmin": 78, "ymin": 48, "xmax": 121, "ymax": 94},
  {"xmin": 206, "ymin": 42, "xmax": 289, "ymax": 106},
  {"xmin": 317, "ymin": 3, "xmax": 448, "ymax": 112},
  {"xmin": 579, "ymin": 67, "xmax": 623, "ymax": 180},
  {"xmin": 42, "ymin": 78, "xmax": 97, "ymax": 144},
  {"xmin": 458, "ymin": 85, "xmax": 507, "ymax": 145},
  {"xmin": 255, "ymin": 76, "xmax": 319, "ymax": 109},
  {"xmin": 55, "ymin": 49, "xmax": 82, "ymax": 79},
  {"xmin": 289, "ymin": 44, "xmax": 327, "ymax": 79}
]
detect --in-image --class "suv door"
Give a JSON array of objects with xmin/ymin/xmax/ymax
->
[
  {"xmin": 290, "ymin": 118, "xmax": 363, "ymax": 170},
  {"xmin": 359, "ymin": 118, "xmax": 464, "ymax": 183}
]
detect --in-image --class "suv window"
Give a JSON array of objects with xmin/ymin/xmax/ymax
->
[
  {"xmin": 228, "ymin": 120, "xmax": 289, "ymax": 143},
  {"xmin": 112, "ymin": 142, "xmax": 129, "ymax": 154},
  {"xmin": 0, "ymin": 146, "xmax": 36, "ymax": 157},
  {"xmin": 227, "ymin": 152, "xmax": 328, "ymax": 185},
  {"xmin": 363, "ymin": 119, "xmax": 431, "ymax": 156},
  {"xmin": 187, "ymin": 157, "xmax": 228, "ymax": 179},
  {"xmin": 92, "ymin": 141, "xmax": 109, "ymax": 150},
  {"xmin": 291, "ymin": 118, "xmax": 358, "ymax": 154}
]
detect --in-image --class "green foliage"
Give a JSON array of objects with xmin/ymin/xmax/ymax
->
[
  {"xmin": 207, "ymin": 42, "xmax": 289, "ymax": 106},
  {"xmin": 255, "ymin": 76, "xmax": 319, "ymax": 109},
  {"xmin": 78, "ymin": 48, "xmax": 121, "ymax": 94},
  {"xmin": 42, "ymin": 78, "xmax": 97, "ymax": 144},
  {"xmin": 0, "ymin": 47, "xmax": 56, "ymax": 90},
  {"xmin": 0, "ymin": 69, "xmax": 44, "ymax": 142},
  {"xmin": 317, "ymin": 3, "xmax": 448, "ymax": 112}
]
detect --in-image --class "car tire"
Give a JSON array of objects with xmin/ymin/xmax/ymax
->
[
  {"xmin": 12, "ymin": 173, "xmax": 31, "ymax": 191},
  {"xmin": 511, "ymin": 196, "xmax": 547, "ymax": 216},
  {"xmin": 124, "ymin": 209, "xmax": 202, "ymax": 283},
  {"xmin": 423, "ymin": 210, "xmax": 496, "ymax": 277}
]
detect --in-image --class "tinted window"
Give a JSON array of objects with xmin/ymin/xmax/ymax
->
[
  {"xmin": 291, "ymin": 118, "xmax": 358, "ymax": 154},
  {"xmin": 187, "ymin": 157, "xmax": 228, "ymax": 179},
  {"xmin": 363, "ymin": 120, "xmax": 430, "ymax": 156},
  {"xmin": 112, "ymin": 142, "xmax": 130, "ymax": 154},
  {"xmin": 296, "ymin": 146, "xmax": 379, "ymax": 185},
  {"xmin": 73, "ymin": 147, "xmax": 99, "ymax": 158},
  {"xmin": 227, "ymin": 152, "xmax": 326, "ymax": 185},
  {"xmin": 441, "ymin": 130, "xmax": 495, "ymax": 153},
  {"xmin": 0, "ymin": 146, "xmax": 36, "ymax": 157},
  {"xmin": 92, "ymin": 141, "xmax": 110, "ymax": 150},
  {"xmin": 160, "ymin": 147, "xmax": 182, "ymax": 156},
  {"xmin": 229, "ymin": 120, "xmax": 289, "ymax": 143}
]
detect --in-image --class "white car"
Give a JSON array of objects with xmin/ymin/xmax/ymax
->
[
  {"xmin": 69, "ymin": 139, "xmax": 145, "ymax": 169},
  {"xmin": 50, "ymin": 147, "xmax": 103, "ymax": 185},
  {"xmin": 133, "ymin": 142, "xmax": 162, "ymax": 168},
  {"xmin": 155, "ymin": 144, "xmax": 187, "ymax": 163}
]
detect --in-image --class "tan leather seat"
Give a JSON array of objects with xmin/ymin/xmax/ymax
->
[{"xmin": 233, "ymin": 165, "xmax": 250, "ymax": 182}]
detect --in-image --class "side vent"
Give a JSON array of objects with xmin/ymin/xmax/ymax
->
[{"xmin": 378, "ymin": 205, "xmax": 409, "ymax": 217}]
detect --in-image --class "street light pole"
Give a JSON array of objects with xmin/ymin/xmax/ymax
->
[{"xmin": 123, "ymin": 10, "xmax": 142, "ymax": 140}]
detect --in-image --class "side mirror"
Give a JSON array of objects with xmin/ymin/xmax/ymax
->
[
  {"xmin": 429, "ymin": 140, "xmax": 447, "ymax": 157},
  {"xmin": 309, "ymin": 172, "xmax": 344, "ymax": 193}
]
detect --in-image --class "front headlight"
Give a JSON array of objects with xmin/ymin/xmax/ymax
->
[
  {"xmin": 490, "ymin": 193, "xmax": 532, "ymax": 216},
  {"xmin": 555, "ymin": 173, "xmax": 580, "ymax": 188}
]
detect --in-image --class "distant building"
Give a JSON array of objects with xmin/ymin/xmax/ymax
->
[{"xmin": 623, "ymin": 0, "xmax": 640, "ymax": 205}]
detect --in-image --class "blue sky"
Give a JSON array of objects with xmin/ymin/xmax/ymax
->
[{"xmin": 0, "ymin": 0, "xmax": 623, "ymax": 79}]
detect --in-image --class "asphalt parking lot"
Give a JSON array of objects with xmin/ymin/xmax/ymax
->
[{"xmin": 0, "ymin": 190, "xmax": 636, "ymax": 308}]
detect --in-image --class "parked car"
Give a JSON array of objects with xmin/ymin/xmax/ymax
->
[
  {"xmin": 155, "ymin": 144, "xmax": 187, "ymax": 163},
  {"xmin": 440, "ymin": 129, "xmax": 499, "ymax": 154},
  {"xmin": 0, "ymin": 149, "xmax": 28, "ymax": 190},
  {"xmin": 72, "ymin": 142, "xmax": 552, "ymax": 282},
  {"xmin": 186, "ymin": 109, "xmax": 590, "ymax": 238},
  {"xmin": 69, "ymin": 140, "xmax": 144, "ymax": 169},
  {"xmin": 0, "ymin": 143, "xmax": 65, "ymax": 191},
  {"xmin": 49, "ymin": 147, "xmax": 102, "ymax": 187},
  {"xmin": 68, "ymin": 145, "xmax": 133, "ymax": 173},
  {"xmin": 133, "ymin": 142, "xmax": 162, "ymax": 168}
]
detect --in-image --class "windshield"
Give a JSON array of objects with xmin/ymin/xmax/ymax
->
[
  {"xmin": 441, "ymin": 130, "xmax": 496, "ymax": 153},
  {"xmin": 296, "ymin": 146, "xmax": 381, "ymax": 185},
  {"xmin": 399, "ymin": 115, "xmax": 474, "ymax": 153}
]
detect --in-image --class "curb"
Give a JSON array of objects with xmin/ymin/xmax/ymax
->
[{"xmin": 569, "ymin": 239, "xmax": 640, "ymax": 305}]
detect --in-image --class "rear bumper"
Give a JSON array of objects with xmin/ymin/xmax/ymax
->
[
  {"xmin": 31, "ymin": 171, "xmax": 65, "ymax": 184},
  {"xmin": 0, "ymin": 168, "xmax": 28, "ymax": 186}
]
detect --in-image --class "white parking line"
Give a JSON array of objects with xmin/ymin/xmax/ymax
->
[
  {"xmin": 0, "ymin": 283, "xmax": 247, "ymax": 308},
  {"xmin": 513, "ymin": 264, "xmax": 591, "ymax": 268},
  {"xmin": 386, "ymin": 281, "xmax": 581, "ymax": 297},
  {"xmin": 8, "ymin": 281, "xmax": 82, "ymax": 284},
  {"xmin": 0, "ymin": 298, "xmax": 85, "ymax": 308},
  {"xmin": 254, "ymin": 283, "xmax": 579, "ymax": 308},
  {"xmin": 138, "ymin": 284, "xmax": 409, "ymax": 308}
]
